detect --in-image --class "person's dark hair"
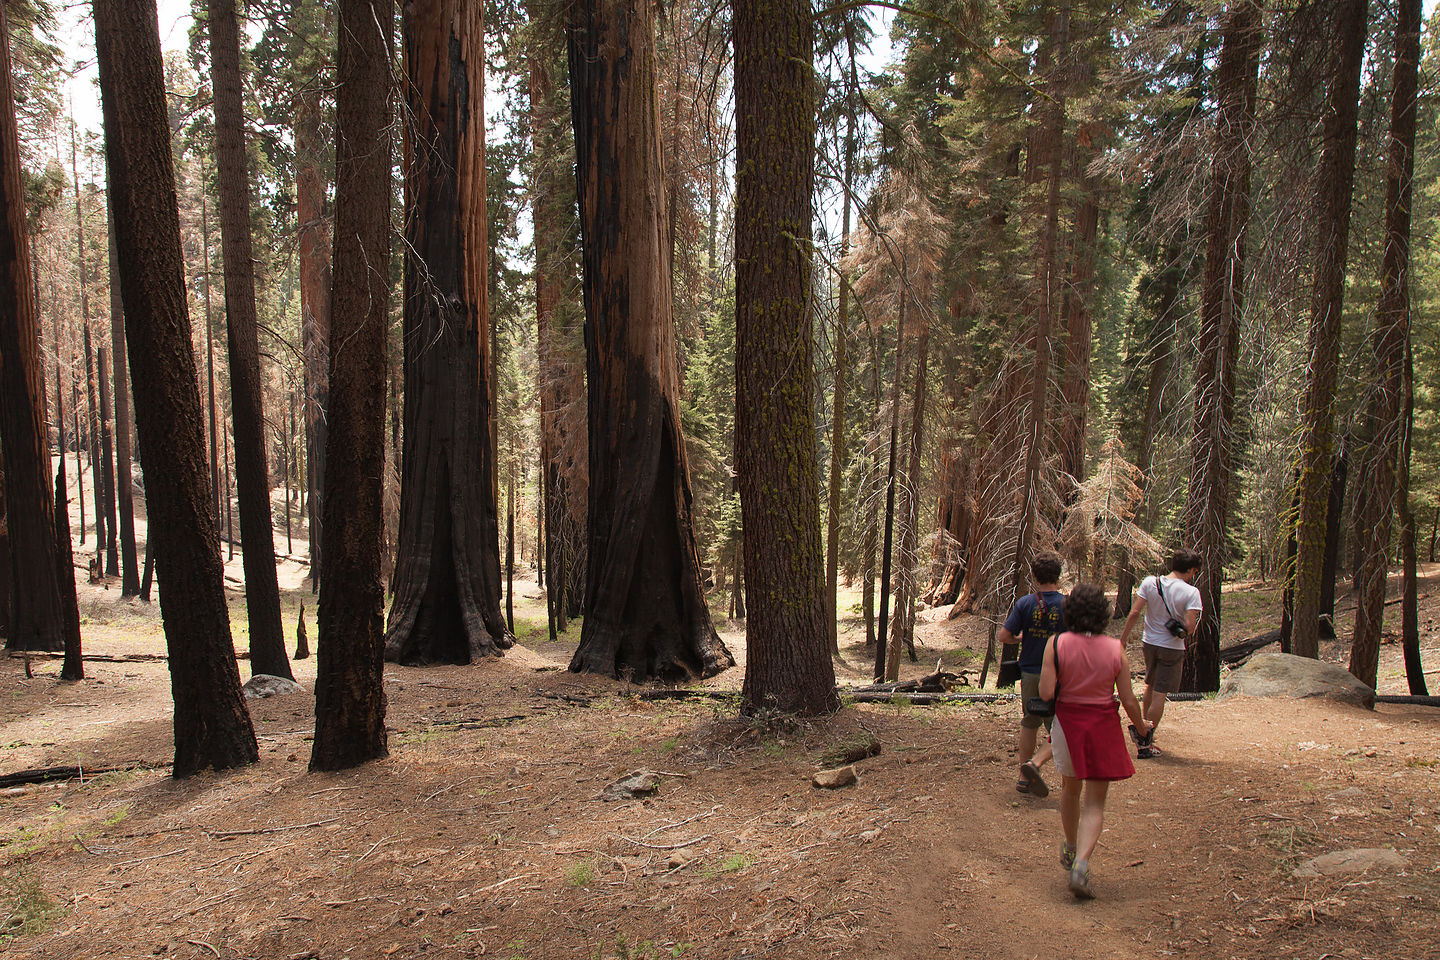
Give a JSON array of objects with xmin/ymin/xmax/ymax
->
[
  {"xmin": 1031, "ymin": 552, "xmax": 1062, "ymax": 585},
  {"xmin": 1065, "ymin": 583, "xmax": 1110, "ymax": 635},
  {"xmin": 1169, "ymin": 549, "xmax": 1203, "ymax": 574}
]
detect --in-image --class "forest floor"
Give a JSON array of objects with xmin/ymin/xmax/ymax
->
[{"xmin": 3, "ymin": 527, "xmax": 1440, "ymax": 959}]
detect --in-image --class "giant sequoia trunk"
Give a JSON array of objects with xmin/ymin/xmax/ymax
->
[
  {"xmin": 734, "ymin": 0, "xmax": 836, "ymax": 713},
  {"xmin": 1351, "ymin": 0, "xmax": 1420, "ymax": 688},
  {"xmin": 208, "ymin": 0, "xmax": 290, "ymax": 680},
  {"xmin": 0, "ymin": 4, "xmax": 67, "ymax": 653},
  {"xmin": 1290, "ymin": 0, "xmax": 1368, "ymax": 659},
  {"xmin": 310, "ymin": 0, "xmax": 393, "ymax": 772},
  {"xmin": 567, "ymin": 0, "xmax": 733, "ymax": 682},
  {"xmin": 384, "ymin": 0, "xmax": 510, "ymax": 664},
  {"xmin": 1180, "ymin": 0, "xmax": 1261, "ymax": 693},
  {"xmin": 95, "ymin": 0, "xmax": 258, "ymax": 777},
  {"xmin": 528, "ymin": 6, "xmax": 587, "ymax": 631}
]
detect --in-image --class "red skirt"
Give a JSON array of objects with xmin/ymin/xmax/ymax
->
[{"xmin": 1055, "ymin": 700, "xmax": 1134, "ymax": 781}]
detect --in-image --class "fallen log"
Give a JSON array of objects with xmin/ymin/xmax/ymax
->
[
  {"xmin": 1219, "ymin": 630, "xmax": 1282, "ymax": 665},
  {"xmin": 0, "ymin": 763, "xmax": 164, "ymax": 789},
  {"xmin": 853, "ymin": 662, "xmax": 971, "ymax": 693}
]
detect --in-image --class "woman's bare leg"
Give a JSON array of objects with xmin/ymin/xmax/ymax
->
[{"xmin": 1077, "ymin": 779, "xmax": 1111, "ymax": 863}]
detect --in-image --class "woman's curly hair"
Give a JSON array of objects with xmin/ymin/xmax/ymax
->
[{"xmin": 1065, "ymin": 583, "xmax": 1110, "ymax": 635}]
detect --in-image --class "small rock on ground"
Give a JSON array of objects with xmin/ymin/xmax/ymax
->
[
  {"xmin": 813, "ymin": 765, "xmax": 858, "ymax": 789},
  {"xmin": 602, "ymin": 770, "xmax": 660, "ymax": 801},
  {"xmin": 1292, "ymin": 847, "xmax": 1408, "ymax": 878}
]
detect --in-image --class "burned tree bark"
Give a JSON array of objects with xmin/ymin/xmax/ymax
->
[
  {"xmin": 207, "ymin": 0, "xmax": 290, "ymax": 680},
  {"xmin": 0, "ymin": 3, "xmax": 67, "ymax": 653},
  {"xmin": 384, "ymin": 0, "xmax": 510, "ymax": 665},
  {"xmin": 310, "ymin": 0, "xmax": 394, "ymax": 772},
  {"xmin": 95, "ymin": 0, "xmax": 258, "ymax": 776},
  {"xmin": 567, "ymin": 0, "xmax": 733, "ymax": 682}
]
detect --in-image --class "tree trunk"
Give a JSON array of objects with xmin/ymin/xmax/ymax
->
[
  {"xmin": 72, "ymin": 362, "xmax": 84, "ymax": 545},
  {"xmin": 825, "ymin": 105, "xmax": 857, "ymax": 660},
  {"xmin": 108, "ymin": 194, "xmax": 141, "ymax": 596},
  {"xmin": 82, "ymin": 322, "xmax": 106, "ymax": 574},
  {"xmin": 927, "ymin": 440, "xmax": 972, "ymax": 607},
  {"xmin": 1399, "ymin": 337, "xmax": 1426, "ymax": 694},
  {"xmin": 310, "ymin": 0, "xmax": 394, "ymax": 772},
  {"xmin": 875, "ymin": 304, "xmax": 906, "ymax": 681},
  {"xmin": 734, "ymin": 0, "xmax": 835, "ymax": 712},
  {"xmin": 566, "ymin": 0, "xmax": 733, "ymax": 683},
  {"xmin": 95, "ymin": 0, "xmax": 258, "ymax": 776},
  {"xmin": 1319, "ymin": 441, "xmax": 1347, "ymax": 639},
  {"xmin": 886, "ymin": 328, "xmax": 929, "ymax": 680},
  {"xmin": 1003, "ymin": 6, "xmax": 1068, "ymax": 668},
  {"xmin": 199, "ymin": 158, "xmax": 221, "ymax": 530},
  {"xmin": 1180, "ymin": 0, "xmax": 1260, "ymax": 692},
  {"xmin": 71, "ymin": 119, "xmax": 109, "ymax": 576},
  {"xmin": 97, "ymin": 343, "xmax": 118, "ymax": 577},
  {"xmin": 528, "ymin": 6, "xmax": 586, "ymax": 633},
  {"xmin": 1351, "ymin": 0, "xmax": 1418, "ymax": 688},
  {"xmin": 55, "ymin": 465, "xmax": 82, "ymax": 680},
  {"xmin": 1290, "ymin": 0, "xmax": 1369, "ymax": 659},
  {"xmin": 294, "ymin": 6, "xmax": 332, "ymax": 592},
  {"xmin": 1055, "ymin": 185, "xmax": 1098, "ymax": 489},
  {"xmin": 207, "ymin": 0, "xmax": 290, "ymax": 680},
  {"xmin": 384, "ymin": 0, "xmax": 510, "ymax": 665},
  {"xmin": 0, "ymin": 2, "xmax": 67, "ymax": 652}
]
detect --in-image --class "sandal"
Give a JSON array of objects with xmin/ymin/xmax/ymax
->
[
  {"xmin": 1015, "ymin": 778, "xmax": 1031, "ymax": 794},
  {"xmin": 1020, "ymin": 761, "xmax": 1050, "ymax": 798}
]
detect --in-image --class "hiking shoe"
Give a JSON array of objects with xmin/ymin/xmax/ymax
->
[
  {"xmin": 1060, "ymin": 843, "xmax": 1076, "ymax": 871},
  {"xmin": 1069, "ymin": 864, "xmax": 1094, "ymax": 900},
  {"xmin": 1137, "ymin": 744, "xmax": 1163, "ymax": 760},
  {"xmin": 1020, "ymin": 761, "xmax": 1049, "ymax": 798}
]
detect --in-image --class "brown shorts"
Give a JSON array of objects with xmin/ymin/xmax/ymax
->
[
  {"xmin": 1143, "ymin": 642, "xmax": 1185, "ymax": 694},
  {"xmin": 1020, "ymin": 672, "xmax": 1052, "ymax": 731}
]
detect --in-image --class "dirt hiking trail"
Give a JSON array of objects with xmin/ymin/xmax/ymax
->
[{"xmin": 3, "ymin": 567, "xmax": 1439, "ymax": 959}]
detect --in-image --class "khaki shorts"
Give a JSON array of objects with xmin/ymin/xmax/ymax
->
[
  {"xmin": 1020, "ymin": 671, "xmax": 1052, "ymax": 731},
  {"xmin": 1143, "ymin": 643, "xmax": 1186, "ymax": 694}
]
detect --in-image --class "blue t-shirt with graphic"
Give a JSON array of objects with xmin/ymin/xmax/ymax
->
[{"xmin": 1003, "ymin": 590, "xmax": 1066, "ymax": 673}]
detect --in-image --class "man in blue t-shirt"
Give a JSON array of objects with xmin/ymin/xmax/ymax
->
[{"xmin": 997, "ymin": 552, "xmax": 1065, "ymax": 797}]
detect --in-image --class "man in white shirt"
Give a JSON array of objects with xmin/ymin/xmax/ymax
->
[{"xmin": 1118, "ymin": 549, "xmax": 1203, "ymax": 758}]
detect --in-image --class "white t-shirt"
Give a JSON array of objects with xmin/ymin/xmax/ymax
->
[{"xmin": 1137, "ymin": 574, "xmax": 1203, "ymax": 650}]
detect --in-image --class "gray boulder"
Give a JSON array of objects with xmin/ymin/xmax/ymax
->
[
  {"xmin": 1217, "ymin": 652, "xmax": 1374, "ymax": 709},
  {"xmin": 242, "ymin": 674, "xmax": 304, "ymax": 700}
]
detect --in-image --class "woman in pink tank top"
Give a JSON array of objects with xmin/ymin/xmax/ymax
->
[{"xmin": 1039, "ymin": 583, "xmax": 1150, "ymax": 900}]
